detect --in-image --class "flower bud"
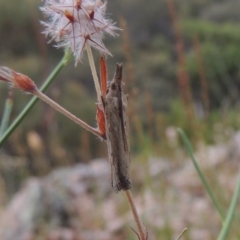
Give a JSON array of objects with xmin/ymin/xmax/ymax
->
[{"xmin": 0, "ymin": 67, "xmax": 37, "ymax": 93}]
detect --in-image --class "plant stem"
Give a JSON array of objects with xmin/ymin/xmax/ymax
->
[
  {"xmin": 34, "ymin": 90, "xmax": 102, "ymax": 139},
  {"xmin": 178, "ymin": 128, "xmax": 225, "ymax": 220},
  {"xmin": 217, "ymin": 170, "xmax": 240, "ymax": 240},
  {"xmin": 86, "ymin": 43, "xmax": 102, "ymax": 103},
  {"xmin": 125, "ymin": 190, "xmax": 146, "ymax": 240},
  {"xmin": 0, "ymin": 91, "xmax": 13, "ymax": 137},
  {"xmin": 0, "ymin": 50, "xmax": 72, "ymax": 147},
  {"xmin": 176, "ymin": 228, "xmax": 187, "ymax": 240}
]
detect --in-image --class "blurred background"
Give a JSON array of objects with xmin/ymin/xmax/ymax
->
[{"xmin": 0, "ymin": 0, "xmax": 240, "ymax": 239}]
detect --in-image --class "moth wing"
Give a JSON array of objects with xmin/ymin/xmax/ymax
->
[{"xmin": 105, "ymin": 96, "xmax": 131, "ymax": 192}]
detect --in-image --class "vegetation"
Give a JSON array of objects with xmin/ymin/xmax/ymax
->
[{"xmin": 0, "ymin": 0, "xmax": 240, "ymax": 239}]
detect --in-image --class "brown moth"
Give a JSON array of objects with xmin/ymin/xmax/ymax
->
[{"xmin": 104, "ymin": 64, "xmax": 131, "ymax": 192}]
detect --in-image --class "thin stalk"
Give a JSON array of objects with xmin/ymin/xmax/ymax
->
[
  {"xmin": 34, "ymin": 90, "xmax": 102, "ymax": 139},
  {"xmin": 125, "ymin": 190, "xmax": 146, "ymax": 240},
  {"xmin": 217, "ymin": 170, "xmax": 240, "ymax": 240},
  {"xmin": 86, "ymin": 43, "xmax": 102, "ymax": 103},
  {"xmin": 177, "ymin": 128, "xmax": 225, "ymax": 220},
  {"xmin": 176, "ymin": 228, "xmax": 187, "ymax": 240},
  {"xmin": 0, "ymin": 91, "xmax": 13, "ymax": 137},
  {"xmin": 0, "ymin": 50, "xmax": 72, "ymax": 147}
]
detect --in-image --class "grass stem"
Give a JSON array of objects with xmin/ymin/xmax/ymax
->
[
  {"xmin": 34, "ymin": 90, "xmax": 102, "ymax": 139},
  {"xmin": 0, "ymin": 91, "xmax": 13, "ymax": 137},
  {"xmin": 0, "ymin": 50, "xmax": 72, "ymax": 147},
  {"xmin": 177, "ymin": 128, "xmax": 225, "ymax": 220},
  {"xmin": 86, "ymin": 43, "xmax": 102, "ymax": 103},
  {"xmin": 217, "ymin": 170, "xmax": 240, "ymax": 240},
  {"xmin": 125, "ymin": 190, "xmax": 146, "ymax": 240},
  {"xmin": 176, "ymin": 228, "xmax": 187, "ymax": 240}
]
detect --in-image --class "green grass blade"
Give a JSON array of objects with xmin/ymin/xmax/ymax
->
[
  {"xmin": 177, "ymin": 128, "xmax": 225, "ymax": 220},
  {"xmin": 0, "ymin": 50, "xmax": 72, "ymax": 147},
  {"xmin": 0, "ymin": 91, "xmax": 13, "ymax": 137},
  {"xmin": 217, "ymin": 170, "xmax": 240, "ymax": 240}
]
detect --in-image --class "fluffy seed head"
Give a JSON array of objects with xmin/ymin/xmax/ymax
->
[{"xmin": 40, "ymin": 0, "xmax": 119, "ymax": 64}]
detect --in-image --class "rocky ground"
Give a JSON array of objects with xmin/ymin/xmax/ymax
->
[{"xmin": 0, "ymin": 132, "xmax": 239, "ymax": 240}]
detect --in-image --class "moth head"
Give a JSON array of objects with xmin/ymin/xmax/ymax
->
[
  {"xmin": 106, "ymin": 80, "xmax": 117, "ymax": 94},
  {"xmin": 110, "ymin": 82, "xmax": 117, "ymax": 91}
]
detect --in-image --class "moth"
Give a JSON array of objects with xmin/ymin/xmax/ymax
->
[{"xmin": 103, "ymin": 64, "xmax": 131, "ymax": 192}]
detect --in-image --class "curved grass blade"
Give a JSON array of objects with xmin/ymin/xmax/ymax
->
[
  {"xmin": 177, "ymin": 128, "xmax": 225, "ymax": 220},
  {"xmin": 175, "ymin": 228, "xmax": 187, "ymax": 240},
  {"xmin": 217, "ymin": 170, "xmax": 240, "ymax": 240}
]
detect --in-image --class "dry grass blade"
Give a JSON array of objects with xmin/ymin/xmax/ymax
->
[
  {"xmin": 175, "ymin": 228, "xmax": 187, "ymax": 240},
  {"xmin": 130, "ymin": 227, "xmax": 141, "ymax": 240}
]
